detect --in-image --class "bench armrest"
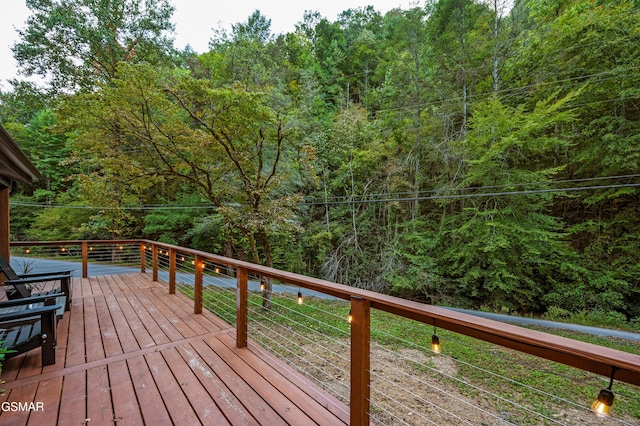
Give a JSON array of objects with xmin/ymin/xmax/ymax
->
[
  {"xmin": 4, "ymin": 274, "xmax": 71, "ymax": 286},
  {"xmin": 0, "ymin": 304, "xmax": 61, "ymax": 322},
  {"xmin": 19, "ymin": 270, "xmax": 72, "ymax": 278},
  {"xmin": 0, "ymin": 293, "xmax": 65, "ymax": 308}
]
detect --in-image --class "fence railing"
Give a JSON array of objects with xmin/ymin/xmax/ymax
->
[{"xmin": 9, "ymin": 239, "xmax": 640, "ymax": 425}]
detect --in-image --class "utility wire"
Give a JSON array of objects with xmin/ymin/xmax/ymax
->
[
  {"xmin": 306, "ymin": 182, "xmax": 640, "ymax": 206},
  {"xmin": 10, "ymin": 176, "xmax": 640, "ymax": 210}
]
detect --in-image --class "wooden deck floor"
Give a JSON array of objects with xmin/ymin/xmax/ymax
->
[{"xmin": 0, "ymin": 273, "xmax": 349, "ymax": 425}]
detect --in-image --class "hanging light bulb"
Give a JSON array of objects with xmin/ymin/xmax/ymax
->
[
  {"xmin": 214, "ymin": 267, "xmax": 221, "ymax": 274},
  {"xmin": 431, "ymin": 322, "xmax": 442, "ymax": 353},
  {"xmin": 431, "ymin": 334, "xmax": 441, "ymax": 353},
  {"xmin": 347, "ymin": 309, "xmax": 353, "ymax": 324},
  {"xmin": 592, "ymin": 389, "xmax": 614, "ymax": 416},
  {"xmin": 297, "ymin": 289, "xmax": 304, "ymax": 305},
  {"xmin": 592, "ymin": 368, "xmax": 617, "ymax": 417},
  {"xmin": 260, "ymin": 281, "xmax": 266, "ymax": 291}
]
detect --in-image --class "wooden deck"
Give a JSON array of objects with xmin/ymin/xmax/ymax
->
[{"xmin": 0, "ymin": 273, "xmax": 349, "ymax": 425}]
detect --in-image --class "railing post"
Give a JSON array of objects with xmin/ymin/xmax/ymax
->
[
  {"xmin": 350, "ymin": 296, "xmax": 370, "ymax": 426},
  {"xmin": 169, "ymin": 248, "xmax": 176, "ymax": 294},
  {"xmin": 81, "ymin": 241, "xmax": 88, "ymax": 278},
  {"xmin": 194, "ymin": 255, "xmax": 203, "ymax": 314},
  {"xmin": 140, "ymin": 242, "xmax": 146, "ymax": 273},
  {"xmin": 236, "ymin": 267, "xmax": 248, "ymax": 348},
  {"xmin": 152, "ymin": 244, "xmax": 158, "ymax": 282}
]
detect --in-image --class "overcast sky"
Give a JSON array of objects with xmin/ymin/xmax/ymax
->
[{"xmin": 0, "ymin": 0, "xmax": 413, "ymax": 89}]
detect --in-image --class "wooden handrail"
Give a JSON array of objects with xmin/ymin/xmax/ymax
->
[{"xmin": 11, "ymin": 239, "xmax": 640, "ymax": 423}]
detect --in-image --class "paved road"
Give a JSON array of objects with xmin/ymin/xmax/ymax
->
[{"xmin": 11, "ymin": 256, "xmax": 640, "ymax": 341}]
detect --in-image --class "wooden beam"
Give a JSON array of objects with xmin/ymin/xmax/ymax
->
[
  {"xmin": 236, "ymin": 267, "xmax": 248, "ymax": 348},
  {"xmin": 140, "ymin": 242, "xmax": 146, "ymax": 273},
  {"xmin": 194, "ymin": 255, "xmax": 203, "ymax": 314},
  {"xmin": 152, "ymin": 245, "xmax": 158, "ymax": 282},
  {"xmin": 82, "ymin": 241, "xmax": 88, "ymax": 278},
  {"xmin": 169, "ymin": 248, "xmax": 176, "ymax": 295},
  {"xmin": 0, "ymin": 187, "xmax": 9, "ymax": 262},
  {"xmin": 350, "ymin": 296, "xmax": 370, "ymax": 426}
]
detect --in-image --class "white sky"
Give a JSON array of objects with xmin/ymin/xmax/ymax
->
[{"xmin": 0, "ymin": 0, "xmax": 415, "ymax": 89}]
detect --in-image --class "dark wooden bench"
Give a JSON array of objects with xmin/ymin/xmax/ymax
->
[
  {"xmin": 0, "ymin": 255, "xmax": 72, "ymax": 311},
  {"xmin": 0, "ymin": 294, "xmax": 65, "ymax": 366}
]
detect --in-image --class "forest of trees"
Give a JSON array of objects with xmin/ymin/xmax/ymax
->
[{"xmin": 1, "ymin": 0, "xmax": 639, "ymax": 319}]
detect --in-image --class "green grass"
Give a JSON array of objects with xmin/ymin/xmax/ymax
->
[{"xmin": 181, "ymin": 285, "xmax": 640, "ymax": 422}]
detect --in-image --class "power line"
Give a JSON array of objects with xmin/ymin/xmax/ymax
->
[
  {"xmin": 8, "ymin": 202, "xmax": 218, "ymax": 210},
  {"xmin": 312, "ymin": 174, "xmax": 640, "ymax": 202},
  {"xmin": 10, "ymin": 180, "xmax": 640, "ymax": 210},
  {"xmin": 305, "ymin": 182, "xmax": 640, "ymax": 206}
]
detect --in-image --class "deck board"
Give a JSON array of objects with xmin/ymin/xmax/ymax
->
[{"xmin": 0, "ymin": 273, "xmax": 349, "ymax": 425}]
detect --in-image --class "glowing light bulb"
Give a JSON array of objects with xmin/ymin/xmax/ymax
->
[
  {"xmin": 431, "ymin": 334, "xmax": 441, "ymax": 353},
  {"xmin": 297, "ymin": 290, "xmax": 303, "ymax": 305},
  {"xmin": 347, "ymin": 310, "xmax": 353, "ymax": 324},
  {"xmin": 592, "ymin": 388, "xmax": 614, "ymax": 416}
]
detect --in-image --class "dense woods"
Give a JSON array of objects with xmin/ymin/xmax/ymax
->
[{"xmin": 1, "ymin": 0, "xmax": 639, "ymax": 320}]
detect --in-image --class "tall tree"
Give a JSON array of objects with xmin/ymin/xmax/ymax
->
[
  {"xmin": 13, "ymin": 0, "xmax": 175, "ymax": 92},
  {"xmin": 62, "ymin": 63, "xmax": 311, "ymax": 307},
  {"xmin": 436, "ymin": 94, "xmax": 578, "ymax": 311}
]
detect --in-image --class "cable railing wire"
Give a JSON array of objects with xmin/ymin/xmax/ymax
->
[
  {"xmin": 369, "ymin": 384, "xmax": 479, "ymax": 426},
  {"xmin": 247, "ymin": 297, "xmax": 352, "ymax": 369},
  {"xmin": 369, "ymin": 345, "xmax": 519, "ymax": 425},
  {"xmin": 249, "ymin": 325, "xmax": 351, "ymax": 399}
]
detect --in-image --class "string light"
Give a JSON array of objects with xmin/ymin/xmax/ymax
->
[
  {"xmin": 214, "ymin": 267, "xmax": 221, "ymax": 274},
  {"xmin": 592, "ymin": 368, "xmax": 617, "ymax": 416},
  {"xmin": 260, "ymin": 281, "xmax": 266, "ymax": 291},
  {"xmin": 25, "ymin": 249, "xmax": 30, "ymax": 254},
  {"xmin": 431, "ymin": 334, "xmax": 441, "ymax": 353},
  {"xmin": 347, "ymin": 309, "xmax": 353, "ymax": 324},
  {"xmin": 297, "ymin": 289, "xmax": 303, "ymax": 305},
  {"xmin": 431, "ymin": 322, "xmax": 441, "ymax": 353}
]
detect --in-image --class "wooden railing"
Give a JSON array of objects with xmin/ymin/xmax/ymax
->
[{"xmin": 10, "ymin": 239, "xmax": 640, "ymax": 425}]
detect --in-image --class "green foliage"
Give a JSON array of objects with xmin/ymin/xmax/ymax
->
[
  {"xmin": 142, "ymin": 193, "xmax": 210, "ymax": 245},
  {"xmin": 4, "ymin": 0, "xmax": 640, "ymax": 318},
  {"xmin": 13, "ymin": 0, "xmax": 176, "ymax": 92}
]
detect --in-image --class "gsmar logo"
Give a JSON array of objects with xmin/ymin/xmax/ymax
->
[{"xmin": 1, "ymin": 402, "xmax": 45, "ymax": 412}]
